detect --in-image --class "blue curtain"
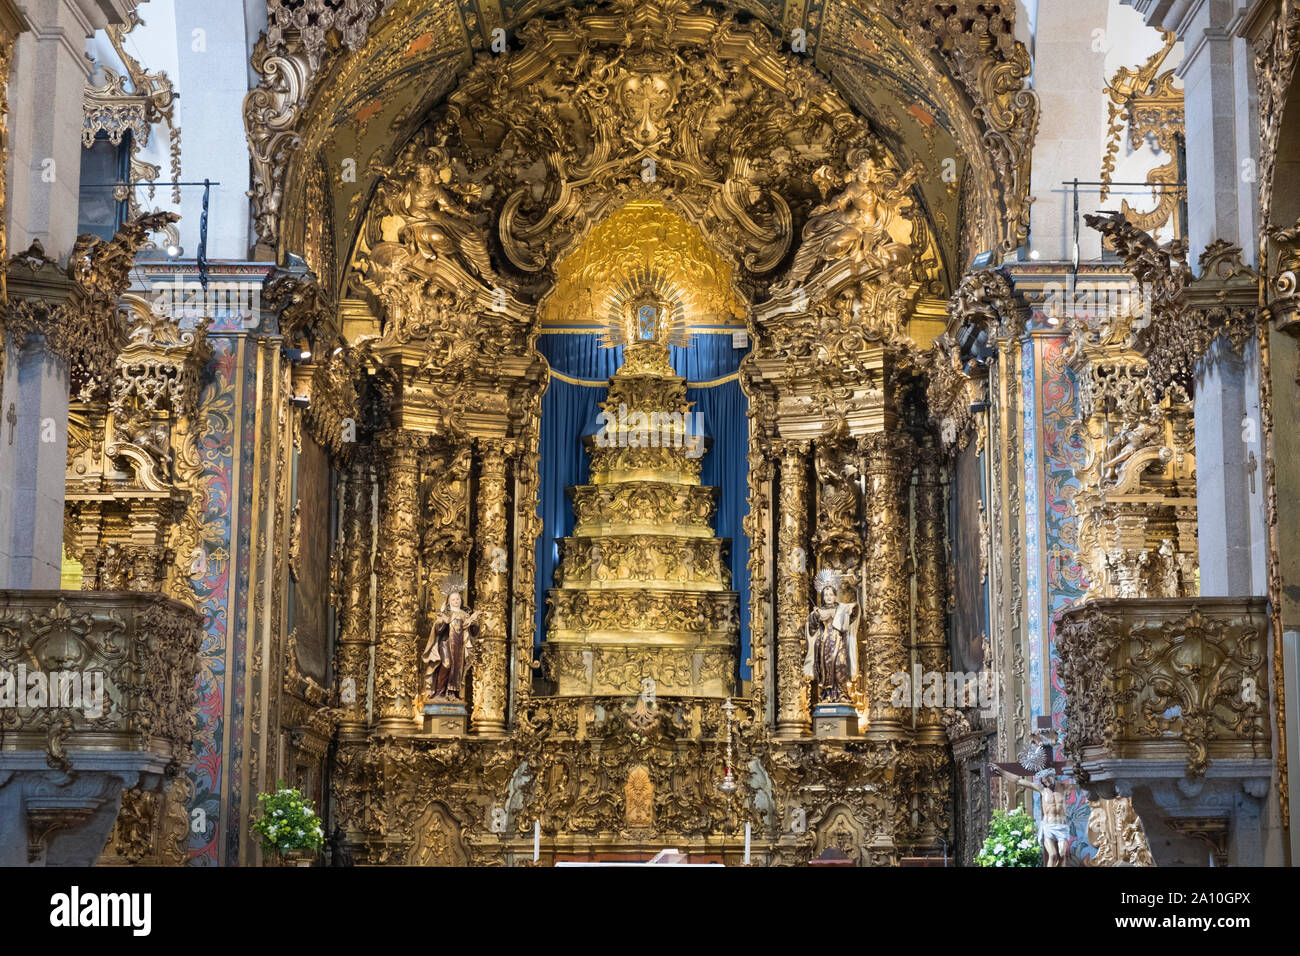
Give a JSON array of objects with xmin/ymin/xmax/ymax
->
[{"xmin": 534, "ymin": 333, "xmax": 752, "ymax": 679}]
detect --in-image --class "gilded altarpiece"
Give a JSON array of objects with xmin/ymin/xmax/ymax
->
[{"xmin": 231, "ymin": 0, "xmax": 1042, "ymax": 865}]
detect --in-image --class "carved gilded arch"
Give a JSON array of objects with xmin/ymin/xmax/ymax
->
[
  {"xmin": 249, "ymin": 0, "xmax": 1037, "ymax": 309},
  {"xmin": 343, "ymin": 1, "xmax": 940, "ymax": 313}
]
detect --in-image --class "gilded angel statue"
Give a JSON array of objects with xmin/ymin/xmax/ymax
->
[
  {"xmin": 368, "ymin": 146, "xmax": 497, "ymax": 290},
  {"xmin": 781, "ymin": 156, "xmax": 921, "ymax": 289}
]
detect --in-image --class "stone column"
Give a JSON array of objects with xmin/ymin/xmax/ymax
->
[
  {"xmin": 1171, "ymin": 0, "xmax": 1252, "ymax": 259},
  {"xmin": 374, "ymin": 432, "xmax": 422, "ymax": 735},
  {"xmin": 914, "ymin": 439, "xmax": 949, "ymax": 744},
  {"xmin": 1196, "ymin": 339, "xmax": 1267, "ymax": 596},
  {"xmin": 470, "ymin": 438, "xmax": 512, "ymax": 735},
  {"xmin": 335, "ymin": 449, "xmax": 373, "ymax": 739},
  {"xmin": 1, "ymin": 0, "xmax": 136, "ymax": 589},
  {"xmin": 862, "ymin": 431, "xmax": 912, "ymax": 740},
  {"xmin": 775, "ymin": 439, "xmax": 811, "ymax": 737},
  {"xmin": 0, "ymin": 298, "xmax": 70, "ymax": 588}
]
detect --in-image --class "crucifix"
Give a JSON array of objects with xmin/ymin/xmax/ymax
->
[{"xmin": 1247, "ymin": 451, "xmax": 1258, "ymax": 495}]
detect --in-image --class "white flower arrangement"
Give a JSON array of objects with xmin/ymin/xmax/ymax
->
[
  {"xmin": 252, "ymin": 782, "xmax": 325, "ymax": 860},
  {"xmin": 975, "ymin": 808, "xmax": 1042, "ymax": 867}
]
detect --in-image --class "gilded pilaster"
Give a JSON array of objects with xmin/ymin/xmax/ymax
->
[
  {"xmin": 336, "ymin": 448, "xmax": 373, "ymax": 738},
  {"xmin": 471, "ymin": 438, "xmax": 513, "ymax": 735},
  {"xmin": 775, "ymin": 439, "xmax": 811, "ymax": 737},
  {"xmin": 861, "ymin": 431, "xmax": 913, "ymax": 740},
  {"xmin": 374, "ymin": 431, "xmax": 423, "ymax": 734},
  {"xmin": 914, "ymin": 438, "xmax": 949, "ymax": 744}
]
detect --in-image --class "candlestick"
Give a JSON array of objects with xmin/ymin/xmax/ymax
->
[{"xmin": 720, "ymin": 697, "xmax": 737, "ymax": 792}]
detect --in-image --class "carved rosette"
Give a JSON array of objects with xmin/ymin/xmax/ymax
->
[
  {"xmin": 335, "ymin": 449, "xmax": 374, "ymax": 736},
  {"xmin": 861, "ymin": 431, "xmax": 913, "ymax": 739},
  {"xmin": 374, "ymin": 431, "xmax": 424, "ymax": 732},
  {"xmin": 775, "ymin": 440, "xmax": 812, "ymax": 736},
  {"xmin": 470, "ymin": 438, "xmax": 512, "ymax": 735}
]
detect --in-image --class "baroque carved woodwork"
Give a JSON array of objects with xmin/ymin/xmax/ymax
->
[
  {"xmin": 1084, "ymin": 796, "xmax": 1155, "ymax": 867},
  {"xmin": 1058, "ymin": 598, "xmax": 1270, "ymax": 781},
  {"xmin": 1086, "ymin": 213, "xmax": 1258, "ymax": 399},
  {"xmin": 544, "ymin": 331, "xmax": 739, "ymax": 699},
  {"xmin": 1064, "ymin": 293, "xmax": 1199, "ymax": 602},
  {"xmin": 232, "ymin": 0, "xmax": 1002, "ymax": 866},
  {"xmin": 6, "ymin": 213, "xmax": 179, "ymax": 400},
  {"xmin": 0, "ymin": 592, "xmax": 203, "ymax": 775},
  {"xmin": 65, "ymin": 291, "xmax": 211, "ymax": 604}
]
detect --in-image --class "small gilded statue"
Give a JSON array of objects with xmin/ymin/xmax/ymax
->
[
  {"xmin": 804, "ymin": 568, "xmax": 860, "ymax": 703},
  {"xmin": 422, "ymin": 576, "xmax": 480, "ymax": 701}
]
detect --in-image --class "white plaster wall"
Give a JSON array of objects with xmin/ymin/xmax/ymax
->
[
  {"xmin": 1025, "ymin": 0, "xmax": 1114, "ymax": 262},
  {"xmin": 1025, "ymin": 0, "xmax": 1186, "ymax": 262},
  {"xmin": 80, "ymin": 0, "xmax": 257, "ymax": 260}
]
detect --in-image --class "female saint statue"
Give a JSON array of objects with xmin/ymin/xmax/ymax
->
[
  {"xmin": 422, "ymin": 578, "xmax": 480, "ymax": 701},
  {"xmin": 803, "ymin": 568, "xmax": 860, "ymax": 703}
]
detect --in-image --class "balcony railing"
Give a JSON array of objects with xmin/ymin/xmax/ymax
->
[
  {"xmin": 1057, "ymin": 597, "xmax": 1271, "ymax": 780},
  {"xmin": 0, "ymin": 590, "xmax": 203, "ymax": 773}
]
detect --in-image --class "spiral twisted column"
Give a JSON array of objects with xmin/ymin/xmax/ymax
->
[
  {"xmin": 913, "ymin": 438, "xmax": 950, "ymax": 744},
  {"xmin": 861, "ymin": 431, "xmax": 913, "ymax": 740},
  {"xmin": 374, "ymin": 430, "xmax": 423, "ymax": 734},
  {"xmin": 335, "ymin": 447, "xmax": 374, "ymax": 739},
  {"xmin": 775, "ymin": 439, "xmax": 812, "ymax": 737},
  {"xmin": 471, "ymin": 438, "xmax": 513, "ymax": 735}
]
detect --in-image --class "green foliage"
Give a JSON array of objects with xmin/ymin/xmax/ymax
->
[
  {"xmin": 975, "ymin": 808, "xmax": 1042, "ymax": 867},
  {"xmin": 252, "ymin": 782, "xmax": 324, "ymax": 858}
]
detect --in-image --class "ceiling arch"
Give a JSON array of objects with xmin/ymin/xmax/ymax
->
[{"xmin": 249, "ymin": 0, "xmax": 1037, "ymax": 305}]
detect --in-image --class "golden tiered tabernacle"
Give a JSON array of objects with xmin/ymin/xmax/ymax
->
[{"xmin": 544, "ymin": 292, "xmax": 739, "ymax": 697}]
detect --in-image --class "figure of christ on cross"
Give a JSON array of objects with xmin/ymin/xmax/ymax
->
[{"xmin": 988, "ymin": 764, "xmax": 1070, "ymax": 866}]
